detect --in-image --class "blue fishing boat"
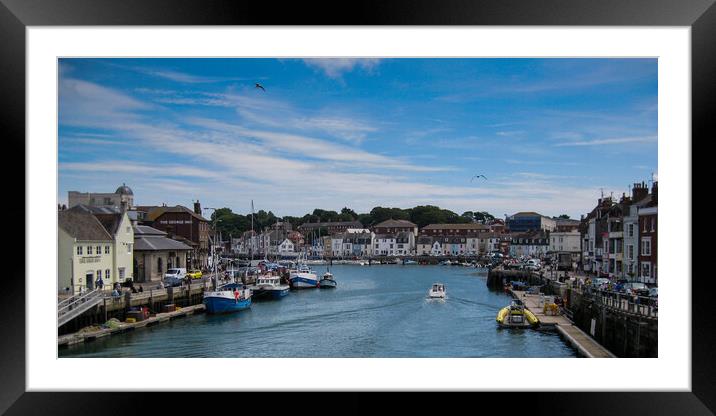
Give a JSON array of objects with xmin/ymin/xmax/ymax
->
[
  {"xmin": 203, "ymin": 282, "xmax": 252, "ymax": 314},
  {"xmin": 289, "ymin": 254, "xmax": 319, "ymax": 289}
]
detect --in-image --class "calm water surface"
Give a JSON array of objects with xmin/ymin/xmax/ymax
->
[{"xmin": 59, "ymin": 265, "xmax": 577, "ymax": 358}]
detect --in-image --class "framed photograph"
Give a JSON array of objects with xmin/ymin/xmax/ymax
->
[{"xmin": 3, "ymin": 0, "xmax": 711, "ymax": 413}]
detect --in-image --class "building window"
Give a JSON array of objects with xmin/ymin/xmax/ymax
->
[
  {"xmin": 105, "ymin": 246, "xmax": 110, "ymax": 254},
  {"xmin": 127, "ymin": 243, "xmax": 132, "ymax": 254},
  {"xmin": 157, "ymin": 258, "xmax": 163, "ymax": 273},
  {"xmin": 119, "ymin": 268, "xmax": 125, "ymax": 279},
  {"xmin": 627, "ymin": 244, "xmax": 634, "ymax": 260},
  {"xmin": 96, "ymin": 270, "xmax": 102, "ymax": 280},
  {"xmin": 628, "ymin": 223, "xmax": 634, "ymax": 237},
  {"xmin": 96, "ymin": 245, "xmax": 102, "ymax": 255},
  {"xmin": 87, "ymin": 246, "xmax": 93, "ymax": 255},
  {"xmin": 641, "ymin": 238, "xmax": 651, "ymax": 256},
  {"xmin": 105, "ymin": 269, "xmax": 111, "ymax": 280},
  {"xmin": 641, "ymin": 262, "xmax": 651, "ymax": 278},
  {"xmin": 77, "ymin": 246, "xmax": 83, "ymax": 255}
]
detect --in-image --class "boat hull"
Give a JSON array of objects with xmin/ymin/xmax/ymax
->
[
  {"xmin": 203, "ymin": 294, "xmax": 252, "ymax": 314},
  {"xmin": 289, "ymin": 272, "xmax": 319, "ymax": 289},
  {"xmin": 252, "ymin": 287, "xmax": 290, "ymax": 299},
  {"xmin": 496, "ymin": 306, "xmax": 539, "ymax": 328},
  {"xmin": 318, "ymin": 278, "xmax": 337, "ymax": 288}
]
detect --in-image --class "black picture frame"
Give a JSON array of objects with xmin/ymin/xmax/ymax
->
[{"xmin": 1, "ymin": 0, "xmax": 710, "ymax": 414}]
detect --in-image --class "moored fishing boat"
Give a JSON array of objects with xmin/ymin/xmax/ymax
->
[
  {"xmin": 289, "ymin": 253, "xmax": 320, "ymax": 289},
  {"xmin": 203, "ymin": 283, "xmax": 252, "ymax": 314},
  {"xmin": 249, "ymin": 274, "xmax": 290, "ymax": 299},
  {"xmin": 319, "ymin": 269, "xmax": 337, "ymax": 288},
  {"xmin": 496, "ymin": 299, "xmax": 539, "ymax": 328}
]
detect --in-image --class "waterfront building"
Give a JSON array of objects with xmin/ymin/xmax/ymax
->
[
  {"xmin": 466, "ymin": 235, "xmax": 480, "ymax": 255},
  {"xmin": 373, "ymin": 233, "xmax": 398, "ymax": 256},
  {"xmin": 430, "ymin": 240, "xmax": 443, "ymax": 256},
  {"xmin": 506, "ymin": 212, "xmax": 557, "ymax": 232},
  {"xmin": 395, "ymin": 231, "xmax": 414, "ymax": 255},
  {"xmin": 141, "ymin": 201, "xmax": 210, "ymax": 269},
  {"xmin": 58, "ymin": 208, "xmax": 115, "ymax": 295},
  {"xmin": 549, "ymin": 230, "xmax": 581, "ymax": 254},
  {"xmin": 331, "ymin": 234, "xmax": 345, "ymax": 257},
  {"xmin": 480, "ymin": 232, "xmax": 504, "ymax": 254},
  {"xmin": 580, "ymin": 198, "xmax": 612, "ymax": 275},
  {"xmin": 345, "ymin": 230, "xmax": 374, "ymax": 256},
  {"xmin": 509, "ymin": 230, "xmax": 550, "ymax": 258},
  {"xmin": 416, "ymin": 235, "xmax": 434, "ymax": 255},
  {"xmin": 277, "ymin": 238, "xmax": 295, "ymax": 256},
  {"xmin": 298, "ymin": 220, "xmax": 363, "ymax": 234},
  {"xmin": 67, "ymin": 183, "xmax": 134, "ymax": 210},
  {"xmin": 638, "ymin": 182, "xmax": 658, "ymax": 285},
  {"xmin": 439, "ymin": 236, "xmax": 466, "ymax": 255},
  {"xmin": 420, "ymin": 223, "xmax": 489, "ymax": 236},
  {"xmin": 623, "ymin": 183, "xmax": 650, "ymax": 280},
  {"xmin": 372, "ymin": 219, "xmax": 419, "ymax": 237},
  {"xmin": 133, "ymin": 225, "xmax": 192, "ymax": 282}
]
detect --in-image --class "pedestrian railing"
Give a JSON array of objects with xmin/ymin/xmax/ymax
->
[
  {"xmin": 57, "ymin": 288, "xmax": 104, "ymax": 327},
  {"xmin": 581, "ymin": 289, "xmax": 658, "ymax": 319}
]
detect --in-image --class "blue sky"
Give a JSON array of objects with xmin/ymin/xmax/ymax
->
[{"xmin": 58, "ymin": 58, "xmax": 657, "ymax": 218}]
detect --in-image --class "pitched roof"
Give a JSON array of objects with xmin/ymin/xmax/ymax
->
[
  {"xmin": 373, "ymin": 219, "xmax": 417, "ymax": 228},
  {"xmin": 149, "ymin": 205, "xmax": 210, "ymax": 222},
  {"xmin": 58, "ymin": 209, "xmax": 113, "ymax": 241},
  {"xmin": 67, "ymin": 204, "xmax": 125, "ymax": 237},
  {"xmin": 134, "ymin": 231, "xmax": 194, "ymax": 251}
]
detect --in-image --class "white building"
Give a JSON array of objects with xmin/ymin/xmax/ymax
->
[
  {"xmin": 58, "ymin": 205, "xmax": 134, "ymax": 294},
  {"xmin": 278, "ymin": 238, "xmax": 295, "ymax": 255},
  {"xmin": 549, "ymin": 231, "xmax": 581, "ymax": 253},
  {"xmin": 373, "ymin": 234, "xmax": 397, "ymax": 256}
]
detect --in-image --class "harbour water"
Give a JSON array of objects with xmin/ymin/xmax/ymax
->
[{"xmin": 59, "ymin": 265, "xmax": 577, "ymax": 358}]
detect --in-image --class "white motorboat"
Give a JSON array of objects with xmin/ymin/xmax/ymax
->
[{"xmin": 428, "ymin": 282, "xmax": 446, "ymax": 299}]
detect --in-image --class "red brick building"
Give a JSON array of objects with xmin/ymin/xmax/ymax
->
[{"xmin": 140, "ymin": 202, "xmax": 210, "ymax": 269}]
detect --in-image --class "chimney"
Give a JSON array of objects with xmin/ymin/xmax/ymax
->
[
  {"xmin": 651, "ymin": 181, "xmax": 658, "ymax": 204},
  {"xmin": 194, "ymin": 200, "xmax": 201, "ymax": 215},
  {"xmin": 632, "ymin": 182, "xmax": 648, "ymax": 202}
]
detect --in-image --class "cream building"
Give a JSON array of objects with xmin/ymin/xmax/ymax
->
[
  {"xmin": 58, "ymin": 208, "xmax": 115, "ymax": 294},
  {"xmin": 58, "ymin": 205, "xmax": 135, "ymax": 294}
]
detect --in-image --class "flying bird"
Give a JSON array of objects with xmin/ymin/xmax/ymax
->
[
  {"xmin": 255, "ymin": 83, "xmax": 265, "ymax": 92},
  {"xmin": 471, "ymin": 174, "xmax": 487, "ymax": 182}
]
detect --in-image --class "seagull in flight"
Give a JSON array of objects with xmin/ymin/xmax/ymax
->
[
  {"xmin": 255, "ymin": 83, "xmax": 265, "ymax": 92},
  {"xmin": 471, "ymin": 174, "xmax": 487, "ymax": 182}
]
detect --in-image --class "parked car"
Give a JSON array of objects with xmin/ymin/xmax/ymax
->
[
  {"xmin": 186, "ymin": 270, "xmax": 203, "ymax": 280},
  {"xmin": 622, "ymin": 282, "xmax": 650, "ymax": 297},
  {"xmin": 648, "ymin": 287, "xmax": 658, "ymax": 298}
]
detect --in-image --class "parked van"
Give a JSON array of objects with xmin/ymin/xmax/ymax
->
[{"xmin": 164, "ymin": 268, "xmax": 187, "ymax": 280}]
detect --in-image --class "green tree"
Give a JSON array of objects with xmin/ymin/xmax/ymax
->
[{"xmin": 558, "ymin": 214, "xmax": 571, "ymax": 219}]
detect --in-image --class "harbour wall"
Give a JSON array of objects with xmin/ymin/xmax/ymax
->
[
  {"xmin": 542, "ymin": 281, "xmax": 657, "ymax": 358},
  {"xmin": 58, "ymin": 285, "xmax": 206, "ymax": 336}
]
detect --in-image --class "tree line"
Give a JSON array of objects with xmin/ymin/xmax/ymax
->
[{"xmin": 209, "ymin": 205, "xmax": 497, "ymax": 239}]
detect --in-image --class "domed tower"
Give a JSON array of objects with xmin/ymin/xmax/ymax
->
[{"xmin": 115, "ymin": 183, "xmax": 134, "ymax": 209}]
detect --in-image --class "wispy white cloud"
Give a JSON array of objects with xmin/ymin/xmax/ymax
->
[
  {"xmin": 554, "ymin": 136, "xmax": 657, "ymax": 147},
  {"xmin": 302, "ymin": 58, "xmax": 380, "ymax": 79}
]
